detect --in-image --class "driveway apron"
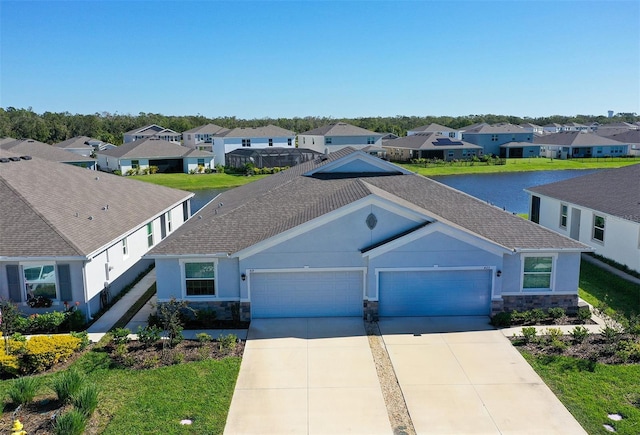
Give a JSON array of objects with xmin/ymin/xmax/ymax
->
[
  {"xmin": 224, "ymin": 317, "xmax": 392, "ymax": 435},
  {"xmin": 379, "ymin": 316, "xmax": 587, "ymax": 435}
]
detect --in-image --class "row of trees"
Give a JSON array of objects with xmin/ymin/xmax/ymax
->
[{"xmin": 1, "ymin": 107, "xmax": 638, "ymax": 146}]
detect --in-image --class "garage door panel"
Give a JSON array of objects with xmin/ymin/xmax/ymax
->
[
  {"xmin": 251, "ymin": 271, "xmax": 363, "ymax": 318},
  {"xmin": 379, "ymin": 270, "xmax": 491, "ymax": 317}
]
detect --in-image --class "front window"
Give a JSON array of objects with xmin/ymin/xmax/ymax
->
[
  {"xmin": 147, "ymin": 222, "xmax": 154, "ymax": 247},
  {"xmin": 287, "ymin": 138, "xmax": 292, "ymax": 146},
  {"xmin": 491, "ymin": 134, "xmax": 498, "ymax": 142},
  {"xmin": 325, "ymin": 137, "xmax": 332, "ymax": 145},
  {"xmin": 242, "ymin": 139, "xmax": 251, "ymax": 147},
  {"xmin": 185, "ymin": 262, "xmax": 216, "ymax": 296},
  {"xmin": 593, "ymin": 215, "xmax": 605, "ymax": 242},
  {"xmin": 24, "ymin": 264, "xmax": 57, "ymax": 300},
  {"xmin": 560, "ymin": 204, "xmax": 568, "ymax": 228},
  {"xmin": 523, "ymin": 256, "xmax": 553, "ymax": 290},
  {"xmin": 167, "ymin": 212, "xmax": 172, "ymax": 232},
  {"xmin": 131, "ymin": 160, "xmax": 139, "ymax": 169},
  {"xmin": 268, "ymin": 139, "xmax": 273, "ymax": 147},
  {"xmin": 197, "ymin": 158, "xmax": 205, "ymax": 167},
  {"xmin": 367, "ymin": 137, "xmax": 375, "ymax": 144},
  {"xmin": 122, "ymin": 238, "xmax": 128, "ymax": 257}
]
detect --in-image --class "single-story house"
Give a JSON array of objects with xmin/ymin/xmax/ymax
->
[
  {"xmin": 500, "ymin": 141, "xmax": 542, "ymax": 158},
  {"xmin": 148, "ymin": 148, "xmax": 589, "ymax": 321},
  {"xmin": 599, "ymin": 130, "xmax": 640, "ymax": 156},
  {"xmin": 54, "ymin": 136, "xmax": 116, "ymax": 155},
  {"xmin": 298, "ymin": 122, "xmax": 383, "ymax": 155},
  {"xmin": 226, "ymin": 147, "xmax": 321, "ymax": 169},
  {"xmin": 535, "ymin": 131, "xmax": 630, "ymax": 159},
  {"xmin": 123, "ymin": 124, "xmax": 182, "ymax": 144},
  {"xmin": 0, "ymin": 150, "xmax": 193, "ymax": 319},
  {"xmin": 212, "ymin": 125, "xmax": 296, "ymax": 166},
  {"xmin": 97, "ymin": 138, "xmax": 214, "ymax": 174},
  {"xmin": 182, "ymin": 124, "xmax": 229, "ymax": 152},
  {"xmin": 526, "ymin": 164, "xmax": 640, "ymax": 273},
  {"xmin": 0, "ymin": 138, "xmax": 97, "ymax": 169},
  {"xmin": 383, "ymin": 133, "xmax": 483, "ymax": 162}
]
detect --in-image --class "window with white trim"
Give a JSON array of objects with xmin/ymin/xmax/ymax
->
[
  {"xmin": 167, "ymin": 212, "xmax": 172, "ymax": 232},
  {"xmin": 593, "ymin": 214, "xmax": 605, "ymax": 242},
  {"xmin": 367, "ymin": 137, "xmax": 375, "ymax": 144},
  {"xmin": 122, "ymin": 237, "xmax": 128, "ymax": 257},
  {"xmin": 184, "ymin": 262, "xmax": 216, "ymax": 296},
  {"xmin": 287, "ymin": 138, "xmax": 292, "ymax": 146},
  {"xmin": 23, "ymin": 263, "xmax": 57, "ymax": 300},
  {"xmin": 147, "ymin": 222, "xmax": 154, "ymax": 247},
  {"xmin": 522, "ymin": 256, "xmax": 553, "ymax": 291},
  {"xmin": 131, "ymin": 160, "xmax": 139, "ymax": 169},
  {"xmin": 268, "ymin": 139, "xmax": 273, "ymax": 147},
  {"xmin": 242, "ymin": 139, "xmax": 251, "ymax": 147},
  {"xmin": 325, "ymin": 137, "xmax": 332, "ymax": 145},
  {"xmin": 559, "ymin": 204, "xmax": 568, "ymax": 228}
]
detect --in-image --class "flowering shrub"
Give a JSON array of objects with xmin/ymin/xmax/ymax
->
[{"xmin": 21, "ymin": 335, "xmax": 81, "ymax": 374}]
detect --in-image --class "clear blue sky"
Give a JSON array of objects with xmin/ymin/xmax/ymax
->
[{"xmin": 1, "ymin": 1, "xmax": 638, "ymax": 119}]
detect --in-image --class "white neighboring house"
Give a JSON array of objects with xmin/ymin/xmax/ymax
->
[
  {"xmin": 0, "ymin": 138, "xmax": 97, "ymax": 169},
  {"xmin": 298, "ymin": 122, "xmax": 383, "ymax": 155},
  {"xmin": 212, "ymin": 125, "xmax": 295, "ymax": 166},
  {"xmin": 123, "ymin": 124, "xmax": 182, "ymax": 144},
  {"xmin": 526, "ymin": 164, "xmax": 640, "ymax": 273},
  {"xmin": 408, "ymin": 123, "xmax": 462, "ymax": 139},
  {"xmin": 182, "ymin": 124, "xmax": 229, "ymax": 152},
  {"xmin": 0, "ymin": 150, "xmax": 193, "ymax": 319},
  {"xmin": 97, "ymin": 138, "xmax": 214, "ymax": 174}
]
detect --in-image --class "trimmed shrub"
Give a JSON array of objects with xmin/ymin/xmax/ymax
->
[
  {"xmin": 53, "ymin": 409, "xmax": 87, "ymax": 435},
  {"xmin": 69, "ymin": 331, "xmax": 90, "ymax": 350},
  {"xmin": 218, "ymin": 333, "xmax": 237, "ymax": 352},
  {"xmin": 72, "ymin": 383, "xmax": 98, "ymax": 416},
  {"xmin": 137, "ymin": 325, "xmax": 162, "ymax": 347},
  {"xmin": 0, "ymin": 353, "xmax": 20, "ymax": 377},
  {"xmin": 22, "ymin": 335, "xmax": 81, "ymax": 373},
  {"xmin": 521, "ymin": 327, "xmax": 537, "ymax": 343},
  {"xmin": 577, "ymin": 306, "xmax": 592, "ymax": 322},
  {"xmin": 570, "ymin": 326, "xmax": 589, "ymax": 344},
  {"xmin": 53, "ymin": 369, "xmax": 85, "ymax": 403},
  {"xmin": 110, "ymin": 328, "xmax": 131, "ymax": 345},
  {"xmin": 547, "ymin": 307, "xmax": 565, "ymax": 320},
  {"xmin": 490, "ymin": 312, "xmax": 512, "ymax": 327},
  {"xmin": 27, "ymin": 311, "xmax": 67, "ymax": 333},
  {"xmin": 7, "ymin": 376, "xmax": 39, "ymax": 405},
  {"xmin": 196, "ymin": 332, "xmax": 212, "ymax": 343}
]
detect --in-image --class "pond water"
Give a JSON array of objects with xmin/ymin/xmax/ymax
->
[
  {"xmin": 188, "ymin": 169, "xmax": 602, "ymax": 215},
  {"xmin": 431, "ymin": 169, "xmax": 601, "ymax": 215}
]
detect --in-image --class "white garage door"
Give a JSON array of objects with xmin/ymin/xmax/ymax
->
[
  {"xmin": 378, "ymin": 269, "xmax": 492, "ymax": 317},
  {"xmin": 250, "ymin": 270, "xmax": 363, "ymax": 318}
]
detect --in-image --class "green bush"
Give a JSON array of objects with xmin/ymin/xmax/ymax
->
[
  {"xmin": 53, "ymin": 369, "xmax": 85, "ymax": 403},
  {"xmin": 531, "ymin": 308, "xmax": 546, "ymax": 323},
  {"xmin": 196, "ymin": 332, "xmax": 212, "ymax": 343},
  {"xmin": 545, "ymin": 327, "xmax": 564, "ymax": 341},
  {"xmin": 110, "ymin": 328, "xmax": 131, "ymax": 345},
  {"xmin": 64, "ymin": 310, "xmax": 85, "ymax": 331},
  {"xmin": 7, "ymin": 376, "xmax": 39, "ymax": 405},
  {"xmin": 490, "ymin": 312, "xmax": 512, "ymax": 327},
  {"xmin": 600, "ymin": 325, "xmax": 622, "ymax": 344},
  {"xmin": 218, "ymin": 333, "xmax": 237, "ymax": 352},
  {"xmin": 72, "ymin": 383, "xmax": 98, "ymax": 416},
  {"xmin": 27, "ymin": 311, "xmax": 67, "ymax": 333},
  {"xmin": 69, "ymin": 331, "xmax": 90, "ymax": 350},
  {"xmin": 521, "ymin": 327, "xmax": 537, "ymax": 343},
  {"xmin": 570, "ymin": 326, "xmax": 589, "ymax": 344},
  {"xmin": 137, "ymin": 325, "xmax": 162, "ymax": 347},
  {"xmin": 53, "ymin": 409, "xmax": 87, "ymax": 435},
  {"xmin": 577, "ymin": 306, "xmax": 592, "ymax": 322},
  {"xmin": 0, "ymin": 353, "xmax": 20, "ymax": 377},
  {"xmin": 547, "ymin": 307, "xmax": 565, "ymax": 320}
]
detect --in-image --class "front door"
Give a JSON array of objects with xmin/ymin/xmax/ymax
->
[{"xmin": 570, "ymin": 208, "xmax": 581, "ymax": 240}]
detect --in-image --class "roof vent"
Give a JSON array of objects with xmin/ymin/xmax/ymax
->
[
  {"xmin": 88, "ymin": 216, "xmax": 94, "ymax": 220},
  {"xmin": 0, "ymin": 158, "xmax": 9, "ymax": 163},
  {"xmin": 9, "ymin": 157, "xmax": 21, "ymax": 162},
  {"xmin": 95, "ymin": 176, "xmax": 100, "ymax": 181},
  {"xmin": 20, "ymin": 156, "xmax": 32, "ymax": 160}
]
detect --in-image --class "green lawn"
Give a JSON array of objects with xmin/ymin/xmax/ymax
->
[
  {"xmin": 579, "ymin": 260, "xmax": 640, "ymax": 319},
  {"xmin": 130, "ymin": 172, "xmax": 268, "ymax": 190},
  {"xmin": 522, "ymin": 353, "xmax": 640, "ymax": 435},
  {"xmin": 0, "ymin": 349, "xmax": 240, "ymax": 434},
  {"xmin": 400, "ymin": 158, "xmax": 640, "ymax": 176}
]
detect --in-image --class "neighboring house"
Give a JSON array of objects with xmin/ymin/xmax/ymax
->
[
  {"xmin": 461, "ymin": 124, "xmax": 533, "ymax": 156},
  {"xmin": 562, "ymin": 122, "xmax": 590, "ymax": 132},
  {"xmin": 182, "ymin": 124, "xmax": 229, "ymax": 151},
  {"xmin": 500, "ymin": 141, "xmax": 542, "ymax": 158},
  {"xmin": 123, "ymin": 124, "xmax": 181, "ymax": 144},
  {"xmin": 525, "ymin": 164, "xmax": 640, "ymax": 273},
  {"xmin": 53, "ymin": 136, "xmax": 94, "ymax": 157},
  {"xmin": 604, "ymin": 130, "xmax": 640, "ymax": 156},
  {"xmin": 535, "ymin": 131, "xmax": 630, "ymax": 159},
  {"xmin": 0, "ymin": 138, "xmax": 97, "ymax": 169},
  {"xmin": 298, "ymin": 122, "xmax": 383, "ymax": 155},
  {"xmin": 212, "ymin": 125, "xmax": 295, "ymax": 166},
  {"xmin": 408, "ymin": 123, "xmax": 462, "ymax": 139},
  {"xmin": 518, "ymin": 123, "xmax": 544, "ymax": 135},
  {"xmin": 148, "ymin": 148, "xmax": 588, "ymax": 322},
  {"xmin": 0, "ymin": 150, "xmax": 193, "ymax": 319},
  {"xmin": 543, "ymin": 123, "xmax": 563, "ymax": 134},
  {"xmin": 97, "ymin": 138, "xmax": 214, "ymax": 174},
  {"xmin": 226, "ymin": 147, "xmax": 321, "ymax": 169},
  {"xmin": 383, "ymin": 133, "xmax": 483, "ymax": 161}
]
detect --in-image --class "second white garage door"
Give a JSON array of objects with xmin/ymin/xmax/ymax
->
[
  {"xmin": 250, "ymin": 270, "xmax": 364, "ymax": 318},
  {"xmin": 378, "ymin": 269, "xmax": 492, "ymax": 317}
]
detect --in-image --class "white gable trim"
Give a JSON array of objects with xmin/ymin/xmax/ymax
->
[
  {"xmin": 303, "ymin": 151, "xmax": 413, "ymax": 177},
  {"xmin": 363, "ymin": 221, "xmax": 512, "ymax": 259},
  {"xmin": 235, "ymin": 195, "xmax": 430, "ymax": 260}
]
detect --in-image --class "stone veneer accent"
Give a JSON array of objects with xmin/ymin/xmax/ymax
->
[
  {"xmin": 182, "ymin": 300, "xmax": 250, "ymax": 322},
  {"xmin": 497, "ymin": 294, "xmax": 579, "ymax": 315},
  {"xmin": 364, "ymin": 300, "xmax": 379, "ymax": 322}
]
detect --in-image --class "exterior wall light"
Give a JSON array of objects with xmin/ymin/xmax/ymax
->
[
  {"xmin": 496, "ymin": 270, "xmax": 502, "ymax": 277},
  {"xmin": 241, "ymin": 273, "xmax": 246, "ymax": 281}
]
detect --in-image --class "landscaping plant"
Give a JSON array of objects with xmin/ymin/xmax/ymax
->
[
  {"xmin": 7, "ymin": 376, "xmax": 39, "ymax": 405},
  {"xmin": 53, "ymin": 409, "xmax": 87, "ymax": 435},
  {"xmin": 72, "ymin": 383, "xmax": 99, "ymax": 416},
  {"xmin": 52, "ymin": 369, "xmax": 85, "ymax": 403}
]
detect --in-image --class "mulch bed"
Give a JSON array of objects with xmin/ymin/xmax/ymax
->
[{"xmin": 2, "ymin": 337, "xmax": 245, "ymax": 434}]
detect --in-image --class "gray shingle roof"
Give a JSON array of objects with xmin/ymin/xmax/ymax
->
[
  {"xmin": 300, "ymin": 122, "xmax": 382, "ymax": 137},
  {"xmin": 462, "ymin": 123, "xmax": 526, "ymax": 134},
  {"xmin": 598, "ymin": 130, "xmax": 640, "ymax": 143},
  {"xmin": 533, "ymin": 131, "xmax": 626, "ymax": 146},
  {"xmin": 124, "ymin": 124, "xmax": 168, "ymax": 135},
  {"xmin": 527, "ymin": 164, "xmax": 640, "ymax": 223},
  {"xmin": 0, "ymin": 139, "xmax": 95, "ymax": 163},
  {"xmin": 149, "ymin": 149, "xmax": 587, "ymax": 257},
  {"xmin": 97, "ymin": 138, "xmax": 212, "ymax": 159},
  {"xmin": 409, "ymin": 123, "xmax": 455, "ymax": 133},
  {"xmin": 182, "ymin": 123, "xmax": 228, "ymax": 135},
  {"xmin": 0, "ymin": 151, "xmax": 193, "ymax": 258},
  {"xmin": 217, "ymin": 125, "xmax": 295, "ymax": 138},
  {"xmin": 53, "ymin": 136, "xmax": 95, "ymax": 150},
  {"xmin": 383, "ymin": 133, "xmax": 482, "ymax": 150}
]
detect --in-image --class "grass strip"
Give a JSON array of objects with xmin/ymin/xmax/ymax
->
[
  {"xmin": 130, "ymin": 173, "xmax": 268, "ymax": 190},
  {"xmin": 579, "ymin": 260, "xmax": 640, "ymax": 319},
  {"xmin": 110, "ymin": 283, "xmax": 157, "ymax": 331}
]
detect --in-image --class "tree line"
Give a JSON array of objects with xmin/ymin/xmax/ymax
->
[{"xmin": 1, "ymin": 107, "xmax": 637, "ymax": 146}]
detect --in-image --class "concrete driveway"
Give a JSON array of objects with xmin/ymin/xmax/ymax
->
[
  {"xmin": 224, "ymin": 317, "xmax": 392, "ymax": 434},
  {"xmin": 379, "ymin": 316, "xmax": 587, "ymax": 434}
]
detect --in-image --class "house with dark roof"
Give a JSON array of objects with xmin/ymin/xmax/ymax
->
[
  {"xmin": 0, "ymin": 138, "xmax": 97, "ymax": 169},
  {"xmin": 182, "ymin": 123, "xmax": 229, "ymax": 151},
  {"xmin": 226, "ymin": 147, "xmax": 321, "ymax": 169},
  {"xmin": 148, "ymin": 148, "xmax": 589, "ymax": 321},
  {"xmin": 54, "ymin": 136, "xmax": 115, "ymax": 156},
  {"xmin": 408, "ymin": 123, "xmax": 462, "ymax": 139},
  {"xmin": 298, "ymin": 122, "xmax": 383, "ymax": 155},
  {"xmin": 526, "ymin": 164, "xmax": 640, "ymax": 273},
  {"xmin": 0, "ymin": 151, "xmax": 193, "ymax": 319},
  {"xmin": 96, "ymin": 137, "xmax": 214, "ymax": 174},
  {"xmin": 123, "ymin": 124, "xmax": 181, "ymax": 144},
  {"xmin": 461, "ymin": 124, "xmax": 533, "ymax": 156},
  {"xmin": 535, "ymin": 131, "xmax": 630, "ymax": 159},
  {"xmin": 212, "ymin": 125, "xmax": 295, "ymax": 166},
  {"xmin": 383, "ymin": 133, "xmax": 483, "ymax": 162}
]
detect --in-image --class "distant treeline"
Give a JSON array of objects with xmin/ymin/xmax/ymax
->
[{"xmin": 1, "ymin": 107, "xmax": 638, "ymax": 146}]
